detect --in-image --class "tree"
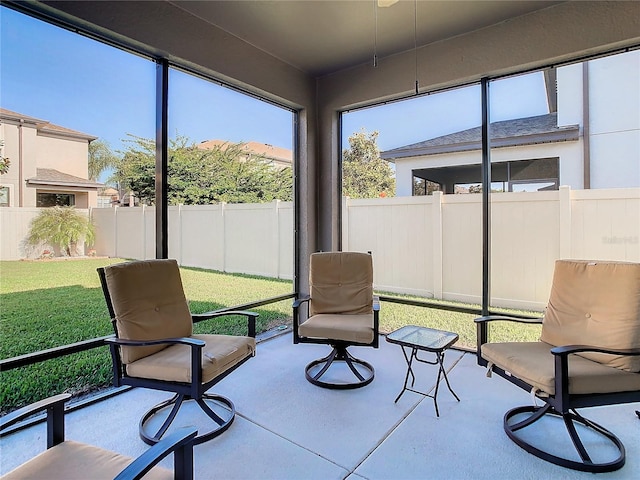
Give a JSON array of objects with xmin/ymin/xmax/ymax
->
[
  {"xmin": 114, "ymin": 135, "xmax": 293, "ymax": 205},
  {"xmin": 27, "ymin": 207, "xmax": 95, "ymax": 257},
  {"xmin": 342, "ymin": 129, "xmax": 395, "ymax": 199},
  {"xmin": 88, "ymin": 139, "xmax": 118, "ymax": 181}
]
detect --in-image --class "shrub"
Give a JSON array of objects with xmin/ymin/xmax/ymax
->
[{"xmin": 26, "ymin": 206, "xmax": 95, "ymax": 257}]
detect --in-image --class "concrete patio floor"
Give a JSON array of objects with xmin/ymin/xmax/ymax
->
[{"xmin": 2, "ymin": 332, "xmax": 639, "ymax": 479}]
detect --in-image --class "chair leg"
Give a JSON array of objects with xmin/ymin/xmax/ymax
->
[
  {"xmin": 305, "ymin": 345, "xmax": 374, "ymax": 389},
  {"xmin": 139, "ymin": 393, "xmax": 184, "ymax": 445},
  {"xmin": 139, "ymin": 393, "xmax": 236, "ymax": 446},
  {"xmin": 195, "ymin": 394, "xmax": 236, "ymax": 444},
  {"xmin": 504, "ymin": 405, "xmax": 626, "ymax": 473}
]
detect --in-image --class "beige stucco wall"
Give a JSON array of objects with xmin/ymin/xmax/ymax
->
[
  {"xmin": 0, "ymin": 118, "xmax": 95, "ymax": 207},
  {"xmin": 0, "ymin": 121, "xmax": 39, "ymax": 207},
  {"xmin": 0, "ymin": 121, "xmax": 18, "ymax": 206},
  {"xmin": 35, "ymin": 134, "xmax": 89, "ymax": 178}
]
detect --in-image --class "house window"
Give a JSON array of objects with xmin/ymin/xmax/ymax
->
[
  {"xmin": 0, "ymin": 186, "xmax": 9, "ymax": 207},
  {"xmin": 37, "ymin": 193, "xmax": 75, "ymax": 207},
  {"xmin": 454, "ymin": 181, "xmax": 507, "ymax": 194},
  {"xmin": 510, "ymin": 179, "xmax": 558, "ymax": 192},
  {"xmin": 413, "ymin": 177, "xmax": 441, "ymax": 196}
]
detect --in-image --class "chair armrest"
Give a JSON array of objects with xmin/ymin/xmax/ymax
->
[
  {"xmin": 0, "ymin": 393, "xmax": 70, "ymax": 433},
  {"xmin": 551, "ymin": 345, "xmax": 640, "ymax": 357},
  {"xmin": 292, "ymin": 296, "xmax": 311, "ymax": 309},
  {"xmin": 114, "ymin": 427, "xmax": 197, "ymax": 480},
  {"xmin": 192, "ymin": 310, "xmax": 257, "ymax": 321},
  {"xmin": 191, "ymin": 310, "xmax": 258, "ymax": 338},
  {"xmin": 372, "ymin": 296, "xmax": 380, "ymax": 347},
  {"xmin": 474, "ymin": 315, "xmax": 543, "ymax": 324},
  {"xmin": 292, "ymin": 296, "xmax": 311, "ymax": 344},
  {"xmin": 104, "ymin": 337, "xmax": 206, "ymax": 348},
  {"xmin": 550, "ymin": 344, "xmax": 640, "ymax": 408},
  {"xmin": 475, "ymin": 315, "xmax": 543, "ymax": 365}
]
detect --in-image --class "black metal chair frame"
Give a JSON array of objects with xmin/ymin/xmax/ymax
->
[
  {"xmin": 0, "ymin": 393, "xmax": 197, "ymax": 480},
  {"xmin": 98, "ymin": 267, "xmax": 257, "ymax": 446},
  {"xmin": 476, "ymin": 315, "xmax": 640, "ymax": 473},
  {"xmin": 293, "ymin": 296, "xmax": 379, "ymax": 389}
]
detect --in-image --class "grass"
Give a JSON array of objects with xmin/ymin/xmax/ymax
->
[
  {"xmin": 0, "ymin": 259, "xmax": 293, "ymax": 414},
  {"xmin": 0, "ymin": 258, "xmax": 542, "ymax": 414},
  {"xmin": 377, "ymin": 297, "xmax": 542, "ymax": 350}
]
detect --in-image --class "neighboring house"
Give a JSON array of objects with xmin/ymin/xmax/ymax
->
[
  {"xmin": 0, "ymin": 108, "xmax": 102, "ymax": 208},
  {"xmin": 197, "ymin": 139, "xmax": 293, "ymax": 169},
  {"xmin": 382, "ymin": 51, "xmax": 640, "ymax": 195},
  {"xmin": 97, "ymin": 187, "xmax": 120, "ymax": 208}
]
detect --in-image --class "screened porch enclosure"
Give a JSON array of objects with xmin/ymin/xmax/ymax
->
[{"xmin": 1, "ymin": 1, "xmax": 639, "ymax": 478}]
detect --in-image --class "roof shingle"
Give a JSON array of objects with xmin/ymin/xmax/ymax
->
[{"xmin": 381, "ymin": 113, "xmax": 579, "ymax": 160}]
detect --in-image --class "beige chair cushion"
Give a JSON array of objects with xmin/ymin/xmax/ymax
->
[
  {"xmin": 482, "ymin": 341, "xmax": 640, "ymax": 396},
  {"xmin": 104, "ymin": 259, "xmax": 193, "ymax": 364},
  {"xmin": 298, "ymin": 314, "xmax": 375, "ymax": 344},
  {"xmin": 126, "ymin": 334, "xmax": 256, "ymax": 384},
  {"xmin": 309, "ymin": 252, "xmax": 373, "ymax": 316},
  {"xmin": 1, "ymin": 440, "xmax": 172, "ymax": 480},
  {"xmin": 540, "ymin": 260, "xmax": 640, "ymax": 372}
]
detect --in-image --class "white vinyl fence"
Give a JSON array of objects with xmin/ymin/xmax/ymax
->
[
  {"xmin": 2, "ymin": 187, "xmax": 638, "ymax": 310},
  {"xmin": 91, "ymin": 200, "xmax": 294, "ymax": 280}
]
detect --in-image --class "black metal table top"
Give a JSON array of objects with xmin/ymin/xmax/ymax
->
[{"xmin": 386, "ymin": 325, "xmax": 459, "ymax": 352}]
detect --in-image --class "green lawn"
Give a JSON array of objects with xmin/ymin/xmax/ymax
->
[
  {"xmin": 0, "ymin": 258, "xmax": 541, "ymax": 414},
  {"xmin": 0, "ymin": 259, "xmax": 293, "ymax": 413}
]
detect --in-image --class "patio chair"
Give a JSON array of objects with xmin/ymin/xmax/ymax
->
[
  {"xmin": 476, "ymin": 260, "xmax": 640, "ymax": 473},
  {"xmin": 98, "ymin": 259, "xmax": 257, "ymax": 446},
  {"xmin": 293, "ymin": 251, "xmax": 379, "ymax": 389},
  {"xmin": 0, "ymin": 393, "xmax": 197, "ymax": 480}
]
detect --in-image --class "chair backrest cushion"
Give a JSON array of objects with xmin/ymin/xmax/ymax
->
[
  {"xmin": 103, "ymin": 259, "xmax": 193, "ymax": 364},
  {"xmin": 309, "ymin": 252, "xmax": 373, "ymax": 316},
  {"xmin": 540, "ymin": 260, "xmax": 640, "ymax": 372}
]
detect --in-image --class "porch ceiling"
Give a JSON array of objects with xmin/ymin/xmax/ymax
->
[
  {"xmin": 168, "ymin": 0, "xmax": 564, "ymax": 77},
  {"xmin": 36, "ymin": 0, "xmax": 565, "ymax": 78}
]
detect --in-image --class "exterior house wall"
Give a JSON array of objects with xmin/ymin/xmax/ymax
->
[
  {"xmin": 588, "ymin": 51, "xmax": 640, "ymax": 189},
  {"xmin": 0, "ymin": 110, "xmax": 99, "ymax": 208},
  {"xmin": 0, "ymin": 122, "xmax": 18, "ymax": 206},
  {"xmin": 34, "ymin": 134, "xmax": 89, "ymax": 178},
  {"xmin": 20, "ymin": 126, "xmax": 38, "ymax": 207},
  {"xmin": 556, "ymin": 63, "xmax": 583, "ymax": 128}
]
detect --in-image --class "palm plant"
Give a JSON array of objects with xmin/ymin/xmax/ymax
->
[{"xmin": 27, "ymin": 207, "xmax": 95, "ymax": 257}]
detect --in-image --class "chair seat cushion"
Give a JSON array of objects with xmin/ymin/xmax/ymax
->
[
  {"xmin": 1, "ymin": 440, "xmax": 172, "ymax": 480},
  {"xmin": 298, "ymin": 314, "xmax": 375, "ymax": 344},
  {"xmin": 126, "ymin": 334, "xmax": 256, "ymax": 384},
  {"xmin": 481, "ymin": 341, "xmax": 640, "ymax": 396}
]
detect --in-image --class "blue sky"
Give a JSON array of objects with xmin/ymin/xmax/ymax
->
[
  {"xmin": 343, "ymin": 73, "xmax": 549, "ymax": 152},
  {"xmin": 0, "ymin": 7, "xmax": 293, "ymax": 154},
  {"xmin": 1, "ymin": 6, "xmax": 548, "ymax": 159}
]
